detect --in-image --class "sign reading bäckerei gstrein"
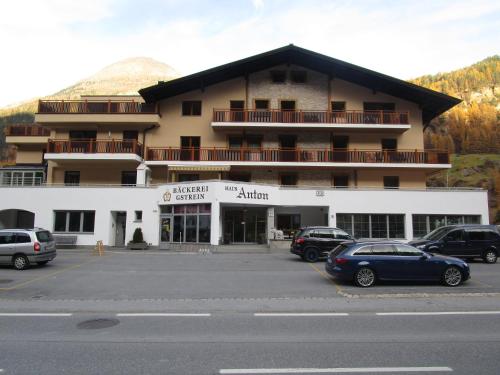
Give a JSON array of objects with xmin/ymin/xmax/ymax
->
[{"xmin": 163, "ymin": 185, "xmax": 208, "ymax": 202}]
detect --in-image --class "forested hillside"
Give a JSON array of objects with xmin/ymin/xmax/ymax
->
[{"xmin": 410, "ymin": 55, "xmax": 499, "ymax": 154}]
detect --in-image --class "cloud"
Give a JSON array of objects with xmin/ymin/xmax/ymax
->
[
  {"xmin": 0, "ymin": 0, "xmax": 499, "ymax": 107},
  {"xmin": 252, "ymin": 0, "xmax": 264, "ymax": 10}
]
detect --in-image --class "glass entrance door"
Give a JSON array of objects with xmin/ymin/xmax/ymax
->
[
  {"xmin": 160, "ymin": 216, "xmax": 173, "ymax": 243},
  {"xmin": 224, "ymin": 208, "xmax": 267, "ymax": 244}
]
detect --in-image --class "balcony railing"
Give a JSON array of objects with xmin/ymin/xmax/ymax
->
[
  {"xmin": 5, "ymin": 124, "xmax": 50, "ymax": 136},
  {"xmin": 146, "ymin": 147, "xmax": 449, "ymax": 164},
  {"xmin": 38, "ymin": 100, "xmax": 158, "ymax": 114},
  {"xmin": 213, "ymin": 109, "xmax": 410, "ymax": 125},
  {"xmin": 47, "ymin": 139, "xmax": 143, "ymax": 157}
]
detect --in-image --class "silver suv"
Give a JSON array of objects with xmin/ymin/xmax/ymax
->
[{"xmin": 0, "ymin": 228, "xmax": 57, "ymax": 270}]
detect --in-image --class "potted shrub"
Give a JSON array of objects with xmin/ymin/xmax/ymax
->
[{"xmin": 127, "ymin": 228, "xmax": 148, "ymax": 250}]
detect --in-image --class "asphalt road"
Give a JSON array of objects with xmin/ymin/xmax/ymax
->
[{"xmin": 1, "ymin": 250, "xmax": 500, "ymax": 374}]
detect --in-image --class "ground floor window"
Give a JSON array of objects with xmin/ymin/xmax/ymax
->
[
  {"xmin": 276, "ymin": 214, "xmax": 301, "ymax": 239},
  {"xmin": 412, "ymin": 214, "xmax": 481, "ymax": 238},
  {"xmin": 160, "ymin": 204, "xmax": 211, "ymax": 243},
  {"xmin": 54, "ymin": 210, "xmax": 95, "ymax": 233},
  {"xmin": 337, "ymin": 213, "xmax": 405, "ymax": 239}
]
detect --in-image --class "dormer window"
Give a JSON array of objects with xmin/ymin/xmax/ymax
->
[
  {"xmin": 291, "ymin": 70, "xmax": 307, "ymax": 83},
  {"xmin": 270, "ymin": 70, "xmax": 286, "ymax": 83}
]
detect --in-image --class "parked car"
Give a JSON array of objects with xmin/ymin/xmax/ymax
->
[
  {"xmin": 0, "ymin": 228, "xmax": 57, "ymax": 270},
  {"xmin": 408, "ymin": 225, "xmax": 500, "ymax": 263},
  {"xmin": 325, "ymin": 241, "xmax": 470, "ymax": 287},
  {"xmin": 290, "ymin": 226, "xmax": 353, "ymax": 262}
]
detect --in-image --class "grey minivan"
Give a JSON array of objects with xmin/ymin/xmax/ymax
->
[{"xmin": 0, "ymin": 228, "xmax": 57, "ymax": 270}]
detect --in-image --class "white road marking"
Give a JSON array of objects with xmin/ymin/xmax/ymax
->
[
  {"xmin": 254, "ymin": 313, "xmax": 349, "ymax": 317},
  {"xmin": 116, "ymin": 313, "xmax": 211, "ymax": 317},
  {"xmin": 0, "ymin": 313, "xmax": 72, "ymax": 317},
  {"xmin": 376, "ymin": 311, "xmax": 500, "ymax": 316},
  {"xmin": 219, "ymin": 367, "xmax": 453, "ymax": 374}
]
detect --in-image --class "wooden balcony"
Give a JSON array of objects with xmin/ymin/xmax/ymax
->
[
  {"xmin": 5, "ymin": 124, "xmax": 50, "ymax": 136},
  {"xmin": 213, "ymin": 109, "xmax": 410, "ymax": 126},
  {"xmin": 38, "ymin": 100, "xmax": 157, "ymax": 114},
  {"xmin": 47, "ymin": 139, "xmax": 143, "ymax": 157},
  {"xmin": 146, "ymin": 147, "xmax": 449, "ymax": 165},
  {"xmin": 36, "ymin": 100, "xmax": 160, "ymax": 126}
]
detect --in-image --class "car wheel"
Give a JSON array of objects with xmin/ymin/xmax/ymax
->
[
  {"xmin": 13, "ymin": 255, "xmax": 29, "ymax": 271},
  {"xmin": 354, "ymin": 267, "xmax": 376, "ymax": 287},
  {"xmin": 442, "ymin": 266, "xmax": 463, "ymax": 287},
  {"xmin": 37, "ymin": 261, "xmax": 49, "ymax": 266},
  {"xmin": 483, "ymin": 250, "xmax": 497, "ymax": 264},
  {"xmin": 303, "ymin": 248, "xmax": 319, "ymax": 263}
]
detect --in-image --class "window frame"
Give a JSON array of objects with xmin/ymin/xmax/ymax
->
[
  {"xmin": 181, "ymin": 100, "xmax": 202, "ymax": 116},
  {"xmin": 270, "ymin": 70, "xmax": 286, "ymax": 83},
  {"xmin": 53, "ymin": 210, "xmax": 96, "ymax": 234}
]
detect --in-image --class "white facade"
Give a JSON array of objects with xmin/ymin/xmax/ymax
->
[{"xmin": 0, "ymin": 181, "xmax": 489, "ymax": 247}]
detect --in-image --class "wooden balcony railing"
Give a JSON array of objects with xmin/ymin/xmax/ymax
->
[
  {"xmin": 47, "ymin": 139, "xmax": 143, "ymax": 157},
  {"xmin": 146, "ymin": 147, "xmax": 449, "ymax": 164},
  {"xmin": 5, "ymin": 124, "xmax": 50, "ymax": 136},
  {"xmin": 38, "ymin": 100, "xmax": 158, "ymax": 114},
  {"xmin": 213, "ymin": 109, "xmax": 410, "ymax": 125}
]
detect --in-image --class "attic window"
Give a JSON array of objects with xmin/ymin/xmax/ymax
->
[
  {"xmin": 291, "ymin": 70, "xmax": 307, "ymax": 83},
  {"xmin": 182, "ymin": 101, "xmax": 202, "ymax": 116},
  {"xmin": 270, "ymin": 70, "xmax": 286, "ymax": 83}
]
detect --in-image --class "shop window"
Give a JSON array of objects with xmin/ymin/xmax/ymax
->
[
  {"xmin": 54, "ymin": 211, "xmax": 95, "ymax": 233},
  {"xmin": 337, "ymin": 213, "xmax": 405, "ymax": 239},
  {"xmin": 161, "ymin": 204, "xmax": 211, "ymax": 243},
  {"xmin": 383, "ymin": 176, "xmax": 399, "ymax": 189},
  {"xmin": 270, "ymin": 70, "xmax": 286, "ymax": 83},
  {"xmin": 277, "ymin": 214, "xmax": 301, "ymax": 238},
  {"xmin": 182, "ymin": 101, "xmax": 202, "ymax": 116},
  {"xmin": 64, "ymin": 171, "xmax": 80, "ymax": 186},
  {"xmin": 412, "ymin": 214, "xmax": 481, "ymax": 238}
]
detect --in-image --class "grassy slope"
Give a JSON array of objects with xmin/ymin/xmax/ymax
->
[{"xmin": 427, "ymin": 154, "xmax": 500, "ymax": 223}]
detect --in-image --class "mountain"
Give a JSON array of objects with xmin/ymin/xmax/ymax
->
[{"xmin": 0, "ymin": 57, "xmax": 179, "ymax": 119}]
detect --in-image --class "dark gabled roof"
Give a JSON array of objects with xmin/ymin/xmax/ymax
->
[{"xmin": 139, "ymin": 44, "xmax": 460, "ymax": 123}]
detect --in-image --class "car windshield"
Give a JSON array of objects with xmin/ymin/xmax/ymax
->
[
  {"xmin": 423, "ymin": 227, "xmax": 450, "ymax": 241},
  {"xmin": 36, "ymin": 231, "xmax": 53, "ymax": 243}
]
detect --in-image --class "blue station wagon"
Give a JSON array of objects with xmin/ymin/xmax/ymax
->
[{"xmin": 325, "ymin": 241, "xmax": 470, "ymax": 287}]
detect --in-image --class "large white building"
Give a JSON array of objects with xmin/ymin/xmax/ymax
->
[{"xmin": 0, "ymin": 45, "xmax": 489, "ymax": 247}]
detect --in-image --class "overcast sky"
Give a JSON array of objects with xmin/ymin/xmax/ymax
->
[{"xmin": 1, "ymin": 0, "xmax": 499, "ymax": 107}]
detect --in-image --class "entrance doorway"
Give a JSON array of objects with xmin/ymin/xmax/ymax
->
[
  {"xmin": 223, "ymin": 207, "xmax": 267, "ymax": 244},
  {"xmin": 111, "ymin": 211, "xmax": 127, "ymax": 246}
]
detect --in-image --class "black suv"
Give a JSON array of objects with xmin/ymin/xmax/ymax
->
[
  {"xmin": 291, "ymin": 226, "xmax": 353, "ymax": 262},
  {"xmin": 409, "ymin": 225, "xmax": 500, "ymax": 263}
]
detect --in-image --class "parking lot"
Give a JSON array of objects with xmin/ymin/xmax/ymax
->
[{"xmin": 1, "ymin": 249, "xmax": 500, "ymax": 301}]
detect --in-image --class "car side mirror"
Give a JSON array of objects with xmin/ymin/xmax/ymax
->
[{"xmin": 420, "ymin": 254, "xmax": 430, "ymax": 260}]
